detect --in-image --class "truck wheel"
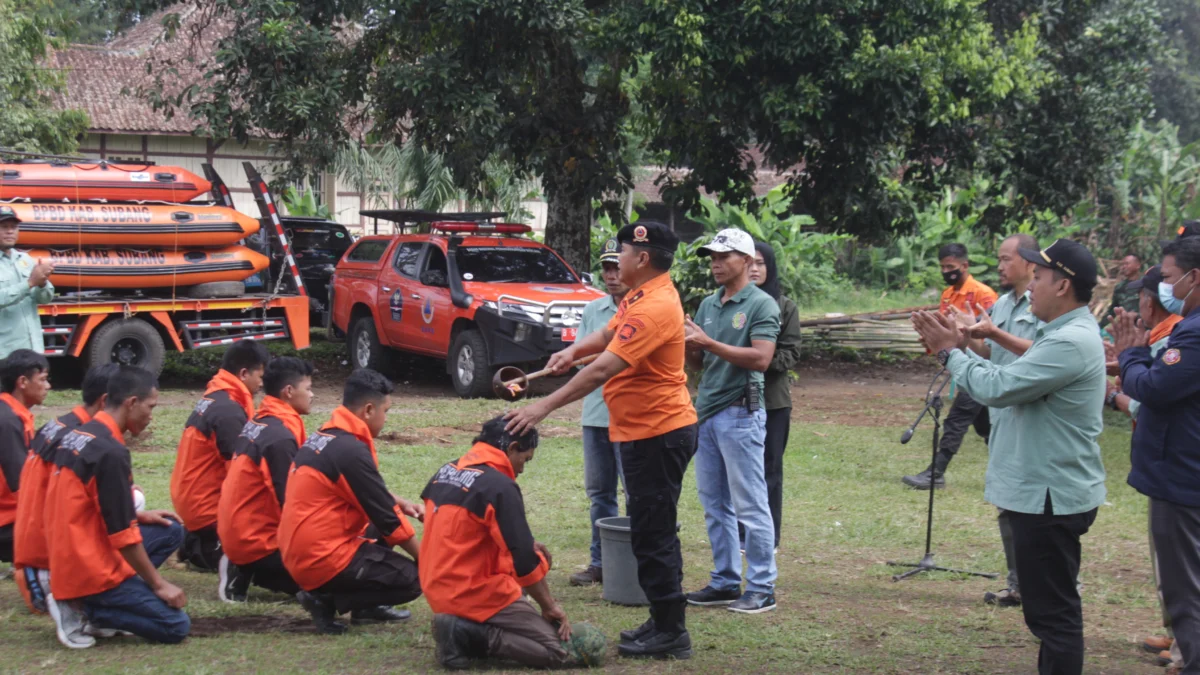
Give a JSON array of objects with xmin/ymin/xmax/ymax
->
[
  {"xmin": 349, "ymin": 317, "xmax": 388, "ymax": 372},
  {"xmin": 186, "ymin": 281, "xmax": 246, "ymax": 299},
  {"xmin": 450, "ymin": 329, "xmax": 492, "ymax": 398},
  {"xmin": 86, "ymin": 318, "xmax": 166, "ymax": 375}
]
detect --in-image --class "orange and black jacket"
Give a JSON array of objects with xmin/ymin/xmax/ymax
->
[
  {"xmin": 217, "ymin": 396, "xmax": 306, "ymax": 567},
  {"xmin": 170, "ymin": 369, "xmax": 254, "ymax": 531},
  {"xmin": 13, "ymin": 406, "xmax": 90, "ymax": 569},
  {"xmin": 279, "ymin": 406, "xmax": 415, "ymax": 591},
  {"xmin": 0, "ymin": 393, "xmax": 35, "ymax": 530},
  {"xmin": 420, "ymin": 442, "xmax": 549, "ymax": 623},
  {"xmin": 44, "ymin": 412, "xmax": 142, "ymax": 601}
]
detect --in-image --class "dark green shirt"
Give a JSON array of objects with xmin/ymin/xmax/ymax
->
[
  {"xmin": 1101, "ymin": 278, "xmax": 1141, "ymax": 328},
  {"xmin": 694, "ymin": 283, "xmax": 780, "ymax": 422},
  {"xmin": 764, "ymin": 295, "xmax": 801, "ymax": 411}
]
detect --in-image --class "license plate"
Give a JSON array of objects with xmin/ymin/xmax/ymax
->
[{"xmin": 561, "ymin": 327, "xmax": 577, "ymax": 342}]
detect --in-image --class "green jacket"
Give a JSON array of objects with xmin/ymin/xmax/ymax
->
[
  {"xmin": 764, "ymin": 295, "xmax": 801, "ymax": 410},
  {"xmin": 0, "ymin": 249, "xmax": 53, "ymax": 358}
]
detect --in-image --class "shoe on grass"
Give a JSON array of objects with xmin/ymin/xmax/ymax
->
[
  {"xmin": 616, "ymin": 628, "xmax": 692, "ymax": 660},
  {"xmin": 217, "ymin": 555, "xmax": 249, "ymax": 603},
  {"xmin": 47, "ymin": 596, "xmax": 94, "ymax": 649},
  {"xmin": 1159, "ymin": 649, "xmax": 1176, "ymax": 667},
  {"xmin": 686, "ymin": 585, "xmax": 740, "ymax": 606},
  {"xmin": 569, "ymin": 565, "xmax": 602, "ymax": 587},
  {"xmin": 297, "ymin": 591, "xmax": 347, "ymax": 635},
  {"xmin": 1144, "ymin": 635, "xmax": 1173, "ymax": 653},
  {"xmin": 351, "ymin": 606, "xmax": 411, "ymax": 624},
  {"xmin": 901, "ymin": 466, "xmax": 945, "ymax": 490},
  {"xmin": 728, "ymin": 591, "xmax": 777, "ymax": 614},
  {"xmin": 983, "ymin": 588, "xmax": 1021, "ymax": 607},
  {"xmin": 620, "ymin": 618, "xmax": 654, "ymax": 643}
]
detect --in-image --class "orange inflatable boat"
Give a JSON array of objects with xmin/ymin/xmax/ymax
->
[
  {"xmin": 12, "ymin": 203, "xmax": 261, "ymax": 248},
  {"xmin": 1, "ymin": 162, "xmax": 212, "ymax": 202},
  {"xmin": 27, "ymin": 246, "xmax": 268, "ymax": 289}
]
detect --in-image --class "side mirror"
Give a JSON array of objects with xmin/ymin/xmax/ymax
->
[
  {"xmin": 421, "ymin": 269, "xmax": 449, "ymax": 287},
  {"xmin": 580, "ymin": 272, "xmax": 594, "ymax": 285}
]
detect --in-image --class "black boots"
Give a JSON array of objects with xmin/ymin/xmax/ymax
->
[
  {"xmin": 351, "ymin": 605, "xmax": 412, "ymax": 624},
  {"xmin": 432, "ymin": 614, "xmax": 489, "ymax": 670},
  {"xmin": 902, "ymin": 451, "xmax": 953, "ymax": 490},
  {"xmin": 616, "ymin": 628, "xmax": 692, "ymax": 660},
  {"xmin": 297, "ymin": 591, "xmax": 347, "ymax": 635}
]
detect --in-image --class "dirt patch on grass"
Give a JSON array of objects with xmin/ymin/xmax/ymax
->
[
  {"xmin": 188, "ymin": 616, "xmax": 315, "ymax": 637},
  {"xmin": 792, "ymin": 359, "xmax": 940, "ymax": 427}
]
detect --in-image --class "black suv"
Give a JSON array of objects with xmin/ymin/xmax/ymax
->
[{"xmin": 261, "ymin": 217, "xmax": 354, "ymax": 320}]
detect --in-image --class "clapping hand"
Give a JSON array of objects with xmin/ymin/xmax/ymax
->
[
  {"xmin": 29, "ymin": 258, "xmax": 53, "ymax": 288},
  {"xmin": 1103, "ymin": 340, "xmax": 1121, "ymax": 376},
  {"xmin": 1110, "ymin": 307, "xmax": 1149, "ymax": 354},
  {"xmin": 911, "ymin": 310, "xmax": 966, "ymax": 354}
]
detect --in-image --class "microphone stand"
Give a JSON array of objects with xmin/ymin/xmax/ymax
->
[{"xmin": 887, "ymin": 366, "xmax": 997, "ymax": 582}]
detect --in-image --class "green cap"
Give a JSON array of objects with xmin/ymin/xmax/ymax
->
[{"xmin": 0, "ymin": 206, "xmax": 17, "ymax": 223}]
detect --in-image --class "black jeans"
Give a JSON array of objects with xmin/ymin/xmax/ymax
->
[
  {"xmin": 0, "ymin": 522, "xmax": 12, "ymax": 563},
  {"xmin": 1009, "ymin": 497, "xmax": 1098, "ymax": 675},
  {"xmin": 1150, "ymin": 498, "xmax": 1200, "ymax": 673},
  {"xmin": 316, "ymin": 541, "xmax": 421, "ymax": 614},
  {"xmin": 940, "ymin": 389, "xmax": 990, "ymax": 459},
  {"xmin": 764, "ymin": 407, "xmax": 789, "ymax": 548},
  {"xmin": 179, "ymin": 524, "xmax": 222, "ymax": 571},
  {"xmin": 615, "ymin": 423, "xmax": 697, "ymax": 635},
  {"xmin": 240, "ymin": 550, "xmax": 301, "ymax": 596}
]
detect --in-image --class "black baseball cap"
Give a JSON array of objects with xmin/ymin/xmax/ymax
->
[
  {"xmin": 617, "ymin": 221, "xmax": 679, "ymax": 253},
  {"xmin": 1128, "ymin": 264, "xmax": 1163, "ymax": 295},
  {"xmin": 1176, "ymin": 220, "xmax": 1200, "ymax": 240},
  {"xmin": 0, "ymin": 206, "xmax": 18, "ymax": 224},
  {"xmin": 1018, "ymin": 238, "xmax": 1098, "ymax": 289}
]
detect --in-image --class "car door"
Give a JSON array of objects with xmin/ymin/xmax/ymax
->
[
  {"xmin": 377, "ymin": 241, "xmax": 425, "ymax": 348},
  {"xmin": 410, "ymin": 242, "xmax": 455, "ymax": 355}
]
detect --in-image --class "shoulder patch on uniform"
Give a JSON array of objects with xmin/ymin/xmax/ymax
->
[
  {"xmin": 618, "ymin": 317, "xmax": 645, "ymax": 342},
  {"xmin": 432, "ymin": 463, "xmax": 484, "ymax": 490},
  {"xmin": 59, "ymin": 429, "xmax": 96, "ymax": 454},
  {"xmin": 302, "ymin": 431, "xmax": 334, "ymax": 452},
  {"xmin": 1164, "ymin": 348, "xmax": 1182, "ymax": 365},
  {"xmin": 239, "ymin": 420, "xmax": 266, "ymax": 441},
  {"xmin": 626, "ymin": 289, "xmax": 644, "ymax": 306},
  {"xmin": 37, "ymin": 419, "xmax": 65, "ymax": 442},
  {"xmin": 193, "ymin": 398, "xmax": 214, "ymax": 415}
]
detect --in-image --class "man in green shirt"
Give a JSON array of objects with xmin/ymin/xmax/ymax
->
[
  {"xmin": 569, "ymin": 238, "xmax": 628, "ymax": 587},
  {"xmin": 682, "ymin": 228, "xmax": 780, "ymax": 615},
  {"xmin": 1100, "ymin": 253, "xmax": 1142, "ymax": 329},
  {"xmin": 0, "ymin": 207, "xmax": 54, "ymax": 359},
  {"xmin": 912, "ymin": 238, "xmax": 1105, "ymax": 675}
]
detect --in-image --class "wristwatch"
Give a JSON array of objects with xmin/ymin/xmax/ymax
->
[
  {"xmin": 936, "ymin": 348, "xmax": 952, "ymax": 366},
  {"xmin": 1106, "ymin": 389, "xmax": 1120, "ymax": 411}
]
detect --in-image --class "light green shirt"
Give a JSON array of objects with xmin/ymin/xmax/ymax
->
[
  {"xmin": 694, "ymin": 283, "xmax": 780, "ymax": 423},
  {"xmin": 580, "ymin": 294, "xmax": 619, "ymax": 428},
  {"xmin": 1126, "ymin": 334, "xmax": 1171, "ymax": 420},
  {"xmin": 986, "ymin": 289, "xmax": 1039, "ymax": 367},
  {"xmin": 947, "ymin": 305, "xmax": 1107, "ymax": 515},
  {"xmin": 0, "ymin": 249, "xmax": 53, "ymax": 358}
]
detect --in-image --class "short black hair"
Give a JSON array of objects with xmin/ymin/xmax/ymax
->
[
  {"xmin": 81, "ymin": 363, "xmax": 120, "ymax": 406},
  {"xmin": 1128, "ymin": 252, "xmax": 1142, "ymax": 263},
  {"xmin": 938, "ymin": 243, "xmax": 969, "ymax": 262},
  {"xmin": 474, "ymin": 415, "xmax": 538, "ymax": 452},
  {"xmin": 1052, "ymin": 269, "xmax": 1094, "ymax": 304},
  {"xmin": 1163, "ymin": 237, "xmax": 1200, "ymax": 274},
  {"xmin": 220, "ymin": 340, "xmax": 271, "ymax": 375},
  {"xmin": 263, "ymin": 356, "xmax": 314, "ymax": 398},
  {"xmin": 342, "ymin": 368, "xmax": 394, "ymax": 408},
  {"xmin": 625, "ymin": 243, "xmax": 674, "ymax": 272},
  {"xmin": 0, "ymin": 349, "xmax": 49, "ymax": 394},
  {"xmin": 1005, "ymin": 233, "xmax": 1038, "ymax": 252},
  {"xmin": 105, "ymin": 366, "xmax": 157, "ymax": 409}
]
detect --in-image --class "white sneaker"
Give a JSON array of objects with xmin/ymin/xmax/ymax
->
[
  {"xmin": 47, "ymin": 595, "xmax": 95, "ymax": 649},
  {"xmin": 82, "ymin": 622, "xmax": 133, "ymax": 638}
]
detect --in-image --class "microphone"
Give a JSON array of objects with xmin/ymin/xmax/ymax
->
[{"xmin": 900, "ymin": 428, "xmax": 915, "ymax": 444}]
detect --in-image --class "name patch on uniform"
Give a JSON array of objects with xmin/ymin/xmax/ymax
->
[
  {"xmin": 193, "ymin": 398, "xmax": 214, "ymax": 415},
  {"xmin": 37, "ymin": 419, "xmax": 65, "ymax": 442},
  {"xmin": 239, "ymin": 420, "xmax": 265, "ymax": 440},
  {"xmin": 302, "ymin": 432, "xmax": 334, "ymax": 452},
  {"xmin": 432, "ymin": 463, "xmax": 483, "ymax": 491},
  {"xmin": 732, "ymin": 311, "xmax": 747, "ymax": 329},
  {"xmin": 59, "ymin": 430, "xmax": 95, "ymax": 453},
  {"xmin": 1164, "ymin": 348, "xmax": 1182, "ymax": 365}
]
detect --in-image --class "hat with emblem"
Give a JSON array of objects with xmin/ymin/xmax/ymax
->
[
  {"xmin": 599, "ymin": 237, "xmax": 620, "ymax": 264},
  {"xmin": 616, "ymin": 221, "xmax": 679, "ymax": 253},
  {"xmin": 1018, "ymin": 238, "xmax": 1098, "ymax": 290},
  {"xmin": 0, "ymin": 206, "xmax": 18, "ymax": 224},
  {"xmin": 697, "ymin": 228, "xmax": 755, "ymax": 257}
]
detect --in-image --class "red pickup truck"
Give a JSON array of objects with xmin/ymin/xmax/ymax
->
[{"xmin": 328, "ymin": 215, "xmax": 604, "ymax": 397}]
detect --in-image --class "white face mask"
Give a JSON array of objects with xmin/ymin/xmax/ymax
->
[{"xmin": 1160, "ymin": 269, "xmax": 1198, "ymax": 316}]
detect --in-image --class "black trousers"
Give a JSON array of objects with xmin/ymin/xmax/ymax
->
[
  {"xmin": 315, "ymin": 541, "xmax": 421, "ymax": 614},
  {"xmin": 178, "ymin": 524, "xmax": 222, "ymax": 571},
  {"xmin": 0, "ymin": 523, "xmax": 11, "ymax": 563},
  {"xmin": 615, "ymin": 423, "xmax": 697, "ymax": 635},
  {"xmin": 764, "ymin": 407, "xmax": 789, "ymax": 548},
  {"xmin": 1009, "ymin": 498, "xmax": 1098, "ymax": 675},
  {"xmin": 1150, "ymin": 498, "xmax": 1200, "ymax": 674},
  {"xmin": 940, "ymin": 389, "xmax": 990, "ymax": 459},
  {"xmin": 240, "ymin": 550, "xmax": 301, "ymax": 596}
]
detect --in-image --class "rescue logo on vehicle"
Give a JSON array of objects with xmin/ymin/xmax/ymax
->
[
  {"xmin": 422, "ymin": 297, "xmax": 435, "ymax": 324},
  {"xmin": 1164, "ymin": 348, "xmax": 1182, "ymax": 365},
  {"xmin": 390, "ymin": 289, "xmax": 403, "ymax": 321}
]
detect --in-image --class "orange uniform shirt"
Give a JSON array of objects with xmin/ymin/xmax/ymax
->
[
  {"xmin": 940, "ymin": 274, "xmax": 998, "ymax": 315},
  {"xmin": 420, "ymin": 442, "xmax": 549, "ymax": 623},
  {"xmin": 217, "ymin": 396, "xmax": 305, "ymax": 566},
  {"xmin": 279, "ymin": 407, "xmax": 414, "ymax": 591},
  {"xmin": 44, "ymin": 412, "xmax": 142, "ymax": 601},
  {"xmin": 13, "ymin": 406, "xmax": 91, "ymax": 570},
  {"xmin": 603, "ymin": 273, "xmax": 697, "ymax": 442},
  {"xmin": 0, "ymin": 392, "xmax": 35, "ymax": 530},
  {"xmin": 170, "ymin": 370, "xmax": 254, "ymax": 531}
]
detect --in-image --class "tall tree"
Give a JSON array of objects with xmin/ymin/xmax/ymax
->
[
  {"xmin": 1148, "ymin": 0, "xmax": 1200, "ymax": 144},
  {"xmin": 0, "ymin": 0, "xmax": 89, "ymax": 154}
]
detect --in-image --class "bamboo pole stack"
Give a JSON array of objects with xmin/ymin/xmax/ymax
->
[{"xmin": 799, "ymin": 305, "xmax": 936, "ymax": 354}]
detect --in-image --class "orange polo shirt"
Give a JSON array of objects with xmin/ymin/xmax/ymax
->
[{"xmin": 940, "ymin": 274, "xmax": 998, "ymax": 314}]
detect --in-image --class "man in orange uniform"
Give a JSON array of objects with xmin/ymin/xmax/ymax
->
[
  {"xmin": 424, "ymin": 416, "xmax": 594, "ymax": 669},
  {"xmin": 506, "ymin": 222, "xmax": 699, "ymax": 660},
  {"xmin": 45, "ymin": 366, "xmax": 188, "ymax": 648},
  {"xmin": 216, "ymin": 356, "xmax": 314, "ymax": 602},
  {"xmin": 13, "ymin": 364, "xmax": 117, "ymax": 614},
  {"xmin": 0, "ymin": 349, "xmax": 50, "ymax": 565},
  {"xmin": 279, "ymin": 368, "xmax": 422, "ymax": 634},
  {"xmin": 171, "ymin": 341, "xmax": 269, "ymax": 571},
  {"xmin": 902, "ymin": 243, "xmax": 999, "ymax": 490}
]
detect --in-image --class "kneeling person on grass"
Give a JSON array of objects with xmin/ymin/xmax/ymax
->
[
  {"xmin": 216, "ymin": 356, "xmax": 314, "ymax": 602},
  {"xmin": 423, "ymin": 416, "xmax": 606, "ymax": 670},
  {"xmin": 0, "ymin": 349, "xmax": 51, "ymax": 566},
  {"xmin": 44, "ymin": 366, "xmax": 189, "ymax": 647},
  {"xmin": 279, "ymin": 368, "xmax": 423, "ymax": 633}
]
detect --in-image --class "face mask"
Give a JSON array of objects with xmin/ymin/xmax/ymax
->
[
  {"xmin": 942, "ymin": 269, "xmax": 963, "ymax": 285},
  {"xmin": 1159, "ymin": 269, "xmax": 1196, "ymax": 315}
]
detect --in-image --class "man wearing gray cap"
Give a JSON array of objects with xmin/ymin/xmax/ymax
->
[
  {"xmin": 683, "ymin": 228, "xmax": 780, "ymax": 615},
  {"xmin": 0, "ymin": 207, "xmax": 54, "ymax": 359}
]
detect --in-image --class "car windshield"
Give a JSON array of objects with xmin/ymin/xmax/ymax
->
[
  {"xmin": 289, "ymin": 227, "xmax": 352, "ymax": 258},
  {"xmin": 456, "ymin": 246, "xmax": 577, "ymax": 284}
]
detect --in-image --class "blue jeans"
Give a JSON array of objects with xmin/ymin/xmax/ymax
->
[
  {"xmin": 583, "ymin": 426, "xmax": 624, "ymax": 569},
  {"xmin": 695, "ymin": 405, "xmax": 777, "ymax": 594},
  {"xmin": 83, "ymin": 521, "xmax": 190, "ymax": 644}
]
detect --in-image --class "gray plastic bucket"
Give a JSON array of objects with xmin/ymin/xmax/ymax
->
[{"xmin": 597, "ymin": 516, "xmax": 649, "ymax": 606}]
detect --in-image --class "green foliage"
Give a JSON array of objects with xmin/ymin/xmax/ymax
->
[
  {"xmin": 279, "ymin": 183, "xmax": 333, "ymax": 220},
  {"xmin": 0, "ymin": 0, "xmax": 89, "ymax": 154},
  {"xmin": 30, "ymin": 0, "xmax": 174, "ymax": 44},
  {"xmin": 1148, "ymin": 0, "xmax": 1200, "ymax": 144}
]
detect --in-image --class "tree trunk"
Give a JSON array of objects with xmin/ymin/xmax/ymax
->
[{"xmin": 544, "ymin": 182, "xmax": 592, "ymax": 276}]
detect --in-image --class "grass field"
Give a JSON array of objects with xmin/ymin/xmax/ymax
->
[{"xmin": 0, "ymin": 359, "xmax": 1170, "ymax": 674}]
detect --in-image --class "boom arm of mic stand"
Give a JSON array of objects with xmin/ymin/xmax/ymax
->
[{"xmin": 900, "ymin": 368, "xmax": 952, "ymax": 444}]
